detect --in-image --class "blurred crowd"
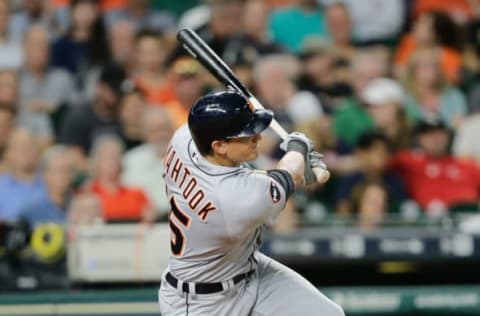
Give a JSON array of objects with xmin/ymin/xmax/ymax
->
[{"xmin": 2, "ymin": 0, "xmax": 480, "ymax": 233}]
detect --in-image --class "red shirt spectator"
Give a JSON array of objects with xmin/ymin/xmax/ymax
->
[
  {"xmin": 390, "ymin": 150, "xmax": 480, "ymax": 209},
  {"xmin": 394, "ymin": 35, "xmax": 461, "ymax": 84},
  {"xmin": 90, "ymin": 180, "xmax": 150, "ymax": 221},
  {"xmin": 52, "ymin": 0, "xmax": 126, "ymax": 12},
  {"xmin": 85, "ymin": 134, "xmax": 155, "ymax": 222},
  {"xmin": 390, "ymin": 119, "xmax": 480, "ymax": 213}
]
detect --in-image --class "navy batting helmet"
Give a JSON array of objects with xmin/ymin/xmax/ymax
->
[{"xmin": 188, "ymin": 91, "xmax": 273, "ymax": 155}]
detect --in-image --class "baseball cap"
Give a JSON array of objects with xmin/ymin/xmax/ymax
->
[
  {"xmin": 414, "ymin": 117, "xmax": 448, "ymax": 134},
  {"xmin": 362, "ymin": 78, "xmax": 405, "ymax": 106},
  {"xmin": 98, "ymin": 63, "xmax": 127, "ymax": 96}
]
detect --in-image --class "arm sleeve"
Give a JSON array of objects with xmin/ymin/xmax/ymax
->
[{"xmin": 267, "ymin": 169, "xmax": 294, "ymax": 199}]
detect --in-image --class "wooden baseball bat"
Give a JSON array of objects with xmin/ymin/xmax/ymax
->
[
  {"xmin": 177, "ymin": 28, "xmax": 288, "ymax": 140},
  {"xmin": 177, "ymin": 28, "xmax": 329, "ymax": 183}
]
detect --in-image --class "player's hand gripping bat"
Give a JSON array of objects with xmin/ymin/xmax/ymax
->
[{"xmin": 177, "ymin": 28, "xmax": 329, "ymax": 183}]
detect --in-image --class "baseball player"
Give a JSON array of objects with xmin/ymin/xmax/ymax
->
[{"xmin": 159, "ymin": 90, "xmax": 344, "ymax": 316}]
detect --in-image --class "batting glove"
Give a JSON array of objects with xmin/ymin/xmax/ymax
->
[
  {"xmin": 305, "ymin": 151, "xmax": 330, "ymax": 185},
  {"xmin": 279, "ymin": 132, "xmax": 313, "ymax": 156}
]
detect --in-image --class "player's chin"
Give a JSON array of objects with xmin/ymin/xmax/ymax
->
[{"xmin": 247, "ymin": 149, "xmax": 259, "ymax": 161}]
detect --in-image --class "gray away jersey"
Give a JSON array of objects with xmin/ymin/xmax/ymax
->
[{"xmin": 163, "ymin": 125, "xmax": 287, "ymax": 283}]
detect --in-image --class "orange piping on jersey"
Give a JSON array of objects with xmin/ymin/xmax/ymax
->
[
  {"xmin": 179, "ymin": 167, "xmax": 191, "ymax": 188},
  {"xmin": 165, "ymin": 148, "xmax": 176, "ymax": 174},
  {"xmin": 189, "ymin": 189, "xmax": 205, "ymax": 210},
  {"xmin": 197, "ymin": 202, "xmax": 216, "ymax": 222},
  {"xmin": 171, "ymin": 158, "xmax": 183, "ymax": 182},
  {"xmin": 182, "ymin": 178, "xmax": 197, "ymax": 200}
]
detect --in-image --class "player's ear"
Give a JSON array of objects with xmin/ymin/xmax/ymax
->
[{"xmin": 211, "ymin": 140, "xmax": 228, "ymax": 156}]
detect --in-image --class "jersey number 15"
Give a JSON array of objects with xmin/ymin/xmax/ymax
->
[{"xmin": 169, "ymin": 196, "xmax": 191, "ymax": 257}]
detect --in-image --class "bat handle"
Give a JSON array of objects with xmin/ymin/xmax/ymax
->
[{"xmin": 269, "ymin": 120, "xmax": 289, "ymax": 140}]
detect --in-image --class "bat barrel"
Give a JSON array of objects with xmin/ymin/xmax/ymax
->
[{"xmin": 177, "ymin": 28, "xmax": 250, "ymax": 97}]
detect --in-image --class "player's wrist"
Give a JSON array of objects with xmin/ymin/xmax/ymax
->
[{"xmin": 286, "ymin": 139, "xmax": 309, "ymax": 157}]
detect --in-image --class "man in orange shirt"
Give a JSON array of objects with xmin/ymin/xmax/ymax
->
[
  {"xmin": 87, "ymin": 134, "xmax": 154, "ymax": 222},
  {"xmin": 394, "ymin": 11, "xmax": 463, "ymax": 83}
]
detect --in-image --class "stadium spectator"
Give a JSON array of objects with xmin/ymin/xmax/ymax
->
[
  {"xmin": 175, "ymin": 0, "xmax": 244, "ymax": 60},
  {"xmin": 0, "ymin": 128, "xmax": 44, "ymax": 223},
  {"xmin": 465, "ymin": 1, "xmax": 480, "ymax": 66},
  {"xmin": 0, "ymin": 105, "xmax": 15, "ymax": 166},
  {"xmin": 18, "ymin": 24, "xmax": 75, "ymax": 142},
  {"xmin": 362, "ymin": 78, "xmax": 412, "ymax": 150},
  {"xmin": 0, "ymin": 70, "xmax": 18, "ymax": 108},
  {"xmin": 332, "ymin": 49, "xmax": 388, "ymax": 150},
  {"xmin": 327, "ymin": 0, "xmax": 405, "ymax": 45},
  {"xmin": 104, "ymin": 0, "xmax": 176, "ymax": 34},
  {"xmin": 108, "ymin": 20, "xmax": 136, "ymax": 73},
  {"xmin": 177, "ymin": 4, "xmax": 210, "ymax": 31},
  {"xmin": 18, "ymin": 145, "xmax": 75, "ymax": 227},
  {"xmin": 133, "ymin": 29, "xmax": 173, "ymax": 106},
  {"xmin": 412, "ymin": 0, "xmax": 474, "ymax": 25},
  {"xmin": 117, "ymin": 81, "xmax": 146, "ymax": 150},
  {"xmin": 351, "ymin": 179, "xmax": 389, "ymax": 232},
  {"xmin": 165, "ymin": 57, "xmax": 206, "ymax": 129},
  {"xmin": 0, "ymin": 0, "xmax": 23, "ymax": 69},
  {"xmin": 50, "ymin": 0, "xmax": 109, "ymax": 99},
  {"xmin": 8, "ymin": 0, "xmax": 63, "ymax": 43},
  {"xmin": 452, "ymin": 97, "xmax": 480, "ymax": 162},
  {"xmin": 324, "ymin": 2, "xmax": 355, "ymax": 64},
  {"xmin": 86, "ymin": 134, "xmax": 154, "ymax": 222},
  {"xmin": 59, "ymin": 63, "xmax": 125, "ymax": 157},
  {"xmin": 394, "ymin": 11, "xmax": 464, "ymax": 84},
  {"xmin": 268, "ymin": 0, "xmax": 327, "ymax": 53},
  {"xmin": 67, "ymin": 192, "xmax": 102, "ymax": 225},
  {"xmin": 390, "ymin": 118, "xmax": 480, "ymax": 216},
  {"xmin": 122, "ymin": 107, "xmax": 174, "ymax": 217},
  {"xmin": 297, "ymin": 37, "xmax": 352, "ymax": 103},
  {"xmin": 403, "ymin": 47, "xmax": 467, "ymax": 129},
  {"xmin": 242, "ymin": 0, "xmax": 280, "ymax": 54},
  {"xmin": 253, "ymin": 54, "xmax": 323, "ymax": 159},
  {"xmin": 218, "ymin": 0, "xmax": 283, "ymax": 89},
  {"xmin": 336, "ymin": 132, "xmax": 408, "ymax": 216},
  {"xmin": 254, "ymin": 54, "xmax": 304, "ymax": 128}
]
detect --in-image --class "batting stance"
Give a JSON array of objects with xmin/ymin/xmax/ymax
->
[{"xmin": 159, "ymin": 91, "xmax": 344, "ymax": 316}]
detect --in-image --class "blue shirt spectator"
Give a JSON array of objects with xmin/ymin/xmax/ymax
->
[
  {"xmin": 0, "ymin": 128, "xmax": 44, "ymax": 223},
  {"xmin": 19, "ymin": 190, "xmax": 68, "ymax": 227},
  {"xmin": 0, "ymin": 173, "xmax": 46, "ymax": 222},
  {"xmin": 18, "ymin": 145, "xmax": 75, "ymax": 228}
]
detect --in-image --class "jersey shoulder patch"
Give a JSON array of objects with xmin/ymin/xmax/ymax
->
[{"xmin": 270, "ymin": 180, "xmax": 281, "ymax": 203}]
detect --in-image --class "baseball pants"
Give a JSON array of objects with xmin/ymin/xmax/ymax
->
[{"xmin": 158, "ymin": 252, "xmax": 344, "ymax": 316}]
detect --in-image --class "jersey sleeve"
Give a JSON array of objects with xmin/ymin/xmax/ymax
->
[{"xmin": 218, "ymin": 170, "xmax": 288, "ymax": 237}]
